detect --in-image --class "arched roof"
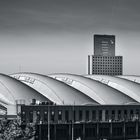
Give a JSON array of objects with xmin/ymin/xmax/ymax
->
[
  {"xmin": 85, "ymin": 75, "xmax": 140, "ymax": 103},
  {"xmin": 118, "ymin": 75, "xmax": 140, "ymax": 84},
  {"xmin": 0, "ymin": 74, "xmax": 48, "ymax": 105},
  {"xmin": 0, "ymin": 74, "xmax": 49, "ymax": 115},
  {"xmin": 49, "ymin": 73, "xmax": 136, "ymax": 105},
  {"xmin": 11, "ymin": 73, "xmax": 96, "ymax": 105}
]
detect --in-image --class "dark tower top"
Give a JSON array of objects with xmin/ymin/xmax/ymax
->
[{"xmin": 94, "ymin": 34, "xmax": 115, "ymax": 56}]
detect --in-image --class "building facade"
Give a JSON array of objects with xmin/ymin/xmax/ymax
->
[
  {"xmin": 94, "ymin": 35, "xmax": 115, "ymax": 56},
  {"xmin": 21, "ymin": 104, "xmax": 140, "ymax": 124},
  {"xmin": 88, "ymin": 34, "xmax": 123, "ymax": 75},
  {"xmin": 21, "ymin": 104, "xmax": 140, "ymax": 140},
  {"xmin": 88, "ymin": 55, "xmax": 123, "ymax": 75}
]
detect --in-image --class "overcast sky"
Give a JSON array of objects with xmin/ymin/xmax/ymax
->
[{"xmin": 0, "ymin": 0, "xmax": 140, "ymax": 75}]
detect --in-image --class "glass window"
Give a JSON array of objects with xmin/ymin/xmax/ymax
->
[
  {"xmin": 44, "ymin": 111, "xmax": 48, "ymax": 122},
  {"xmin": 58, "ymin": 110, "xmax": 62, "ymax": 121},
  {"xmin": 86, "ymin": 110, "xmax": 89, "ymax": 121},
  {"xmin": 112, "ymin": 110, "xmax": 115, "ymax": 121},
  {"xmin": 124, "ymin": 110, "xmax": 127, "ymax": 120},
  {"xmin": 118, "ymin": 110, "xmax": 121, "ymax": 120},
  {"xmin": 36, "ymin": 111, "xmax": 41, "ymax": 122},
  {"xmin": 65, "ymin": 110, "xmax": 69, "ymax": 122},
  {"xmin": 124, "ymin": 110, "xmax": 127, "ymax": 115},
  {"xmin": 92, "ymin": 110, "xmax": 96, "ymax": 121},
  {"xmin": 29, "ymin": 111, "xmax": 33, "ymax": 123},
  {"xmin": 51, "ymin": 111, "xmax": 55, "ymax": 122},
  {"xmin": 99, "ymin": 110, "xmax": 102, "ymax": 121},
  {"xmin": 105, "ymin": 110, "xmax": 109, "ymax": 121},
  {"xmin": 136, "ymin": 109, "xmax": 139, "ymax": 120},
  {"xmin": 130, "ymin": 110, "xmax": 133, "ymax": 115},
  {"xmin": 22, "ymin": 111, "xmax": 26, "ymax": 123},
  {"xmin": 130, "ymin": 110, "xmax": 133, "ymax": 120},
  {"xmin": 79, "ymin": 110, "xmax": 82, "ymax": 121}
]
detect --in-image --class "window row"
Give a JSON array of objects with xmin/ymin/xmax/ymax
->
[{"xmin": 22, "ymin": 109, "xmax": 140, "ymax": 123}]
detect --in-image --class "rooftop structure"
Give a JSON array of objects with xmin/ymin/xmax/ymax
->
[{"xmin": 88, "ymin": 34, "xmax": 123, "ymax": 75}]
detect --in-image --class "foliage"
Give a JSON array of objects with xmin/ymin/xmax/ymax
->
[{"xmin": 0, "ymin": 118, "xmax": 35, "ymax": 140}]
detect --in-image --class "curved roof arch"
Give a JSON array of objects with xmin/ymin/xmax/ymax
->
[
  {"xmin": 11, "ymin": 73, "xmax": 96, "ymax": 105},
  {"xmin": 0, "ymin": 74, "xmax": 49, "ymax": 115},
  {"xmin": 48, "ymin": 73, "xmax": 136, "ymax": 105},
  {"xmin": 85, "ymin": 75, "xmax": 140, "ymax": 103},
  {"xmin": 118, "ymin": 75, "xmax": 140, "ymax": 84},
  {"xmin": 0, "ymin": 74, "xmax": 48, "ymax": 105}
]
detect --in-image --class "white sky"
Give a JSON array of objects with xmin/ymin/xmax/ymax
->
[{"xmin": 0, "ymin": 0, "xmax": 140, "ymax": 75}]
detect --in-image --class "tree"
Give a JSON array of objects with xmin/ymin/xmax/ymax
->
[{"xmin": 0, "ymin": 118, "xmax": 36, "ymax": 140}]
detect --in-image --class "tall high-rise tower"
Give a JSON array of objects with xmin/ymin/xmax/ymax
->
[{"xmin": 88, "ymin": 34, "xmax": 123, "ymax": 75}]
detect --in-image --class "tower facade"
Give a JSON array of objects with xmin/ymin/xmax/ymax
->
[
  {"xmin": 94, "ymin": 35, "xmax": 115, "ymax": 56},
  {"xmin": 88, "ymin": 34, "xmax": 123, "ymax": 75}
]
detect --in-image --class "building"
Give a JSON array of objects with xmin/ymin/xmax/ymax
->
[
  {"xmin": 88, "ymin": 55, "xmax": 123, "ymax": 75},
  {"xmin": 94, "ymin": 34, "xmax": 115, "ymax": 56},
  {"xmin": 88, "ymin": 34, "xmax": 123, "ymax": 75},
  {"xmin": 0, "ymin": 104, "xmax": 7, "ymax": 118},
  {"xmin": 11, "ymin": 72, "xmax": 140, "ymax": 105},
  {"xmin": 0, "ymin": 72, "xmax": 139, "ymax": 139},
  {"xmin": 0, "ymin": 72, "xmax": 139, "ymax": 117},
  {"xmin": 21, "ymin": 103, "xmax": 140, "ymax": 140},
  {"xmin": 0, "ymin": 74, "xmax": 48, "ymax": 118}
]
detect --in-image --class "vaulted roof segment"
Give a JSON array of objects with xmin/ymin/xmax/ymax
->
[
  {"xmin": 49, "ymin": 73, "xmax": 136, "ymax": 105},
  {"xmin": 86, "ymin": 75, "xmax": 140, "ymax": 103},
  {"xmin": 11, "ymin": 73, "xmax": 97, "ymax": 105}
]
